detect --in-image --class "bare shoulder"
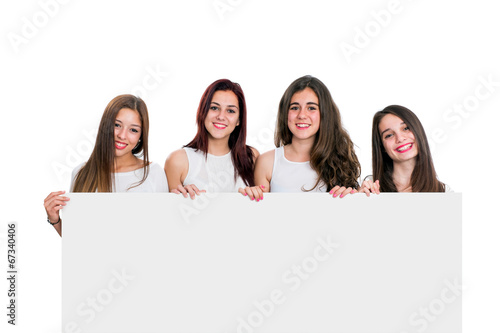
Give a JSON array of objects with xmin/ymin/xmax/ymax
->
[
  {"xmin": 164, "ymin": 148, "xmax": 188, "ymax": 171},
  {"xmin": 254, "ymin": 149, "xmax": 275, "ymax": 187},
  {"xmin": 256, "ymin": 149, "xmax": 275, "ymax": 166},
  {"xmin": 255, "ymin": 149, "xmax": 275, "ymax": 174}
]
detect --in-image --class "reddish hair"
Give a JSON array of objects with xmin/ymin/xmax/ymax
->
[{"xmin": 185, "ymin": 79, "xmax": 255, "ymax": 186}]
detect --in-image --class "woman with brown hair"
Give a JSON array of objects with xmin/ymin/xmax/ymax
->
[
  {"xmin": 242, "ymin": 75, "xmax": 361, "ymax": 200},
  {"xmin": 44, "ymin": 94, "xmax": 168, "ymax": 236},
  {"xmin": 165, "ymin": 79, "xmax": 258, "ymax": 198},
  {"xmin": 360, "ymin": 105, "xmax": 449, "ymax": 194}
]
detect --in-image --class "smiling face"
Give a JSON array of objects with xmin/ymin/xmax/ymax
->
[
  {"xmin": 287, "ymin": 87, "xmax": 321, "ymax": 142},
  {"xmin": 114, "ymin": 108, "xmax": 142, "ymax": 158},
  {"xmin": 378, "ymin": 113, "xmax": 418, "ymax": 164},
  {"xmin": 204, "ymin": 90, "xmax": 240, "ymax": 142}
]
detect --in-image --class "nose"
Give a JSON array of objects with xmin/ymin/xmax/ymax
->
[
  {"xmin": 116, "ymin": 127, "xmax": 126, "ymax": 140},
  {"xmin": 297, "ymin": 107, "xmax": 307, "ymax": 119},
  {"xmin": 395, "ymin": 131, "xmax": 407, "ymax": 143},
  {"xmin": 215, "ymin": 109, "xmax": 226, "ymax": 120}
]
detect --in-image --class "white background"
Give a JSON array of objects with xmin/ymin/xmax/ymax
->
[{"xmin": 0, "ymin": 0, "xmax": 498, "ymax": 332}]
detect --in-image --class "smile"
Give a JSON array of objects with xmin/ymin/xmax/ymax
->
[
  {"xmin": 115, "ymin": 141, "xmax": 128, "ymax": 150},
  {"xmin": 395, "ymin": 143, "xmax": 413, "ymax": 153},
  {"xmin": 213, "ymin": 123, "xmax": 228, "ymax": 129},
  {"xmin": 296, "ymin": 123, "xmax": 311, "ymax": 129}
]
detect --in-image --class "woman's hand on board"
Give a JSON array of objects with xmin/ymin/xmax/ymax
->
[
  {"xmin": 329, "ymin": 185, "xmax": 357, "ymax": 199},
  {"xmin": 171, "ymin": 184, "xmax": 206, "ymax": 199},
  {"xmin": 44, "ymin": 191, "xmax": 70, "ymax": 223},
  {"xmin": 359, "ymin": 179, "xmax": 380, "ymax": 196},
  {"xmin": 239, "ymin": 185, "xmax": 265, "ymax": 202}
]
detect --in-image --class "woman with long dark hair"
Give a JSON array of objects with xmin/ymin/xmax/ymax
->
[
  {"xmin": 164, "ymin": 79, "xmax": 258, "ymax": 198},
  {"xmin": 360, "ymin": 105, "xmax": 449, "ymax": 194},
  {"xmin": 244, "ymin": 75, "xmax": 361, "ymax": 200},
  {"xmin": 44, "ymin": 94, "xmax": 168, "ymax": 236}
]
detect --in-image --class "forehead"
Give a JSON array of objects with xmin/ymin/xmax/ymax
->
[
  {"xmin": 212, "ymin": 90, "xmax": 238, "ymax": 106},
  {"xmin": 291, "ymin": 87, "xmax": 318, "ymax": 102},
  {"xmin": 379, "ymin": 113, "xmax": 404, "ymax": 132},
  {"xmin": 116, "ymin": 108, "xmax": 141, "ymax": 124}
]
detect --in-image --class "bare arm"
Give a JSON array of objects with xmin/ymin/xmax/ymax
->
[
  {"xmin": 254, "ymin": 149, "xmax": 274, "ymax": 193},
  {"xmin": 44, "ymin": 191, "xmax": 69, "ymax": 237},
  {"xmin": 164, "ymin": 149, "xmax": 205, "ymax": 199}
]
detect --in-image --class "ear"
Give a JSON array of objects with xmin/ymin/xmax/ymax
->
[{"xmin": 236, "ymin": 120, "xmax": 240, "ymax": 126}]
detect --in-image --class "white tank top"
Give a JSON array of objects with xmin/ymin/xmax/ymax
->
[
  {"xmin": 270, "ymin": 146, "xmax": 327, "ymax": 193},
  {"xmin": 183, "ymin": 147, "xmax": 246, "ymax": 192}
]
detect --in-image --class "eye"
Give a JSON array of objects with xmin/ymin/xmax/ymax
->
[
  {"xmin": 115, "ymin": 123, "xmax": 121, "ymax": 128},
  {"xmin": 289, "ymin": 106, "xmax": 299, "ymax": 111},
  {"xmin": 308, "ymin": 106, "xmax": 317, "ymax": 111},
  {"xmin": 383, "ymin": 133, "xmax": 393, "ymax": 140},
  {"xmin": 227, "ymin": 108, "xmax": 236, "ymax": 114},
  {"xmin": 210, "ymin": 106, "xmax": 219, "ymax": 111},
  {"xmin": 404, "ymin": 126, "xmax": 410, "ymax": 131},
  {"xmin": 131, "ymin": 128, "xmax": 139, "ymax": 133}
]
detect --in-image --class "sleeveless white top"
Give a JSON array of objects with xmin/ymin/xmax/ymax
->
[
  {"xmin": 270, "ymin": 146, "xmax": 327, "ymax": 193},
  {"xmin": 70, "ymin": 162, "xmax": 168, "ymax": 192},
  {"xmin": 363, "ymin": 175, "xmax": 453, "ymax": 192},
  {"xmin": 183, "ymin": 147, "xmax": 246, "ymax": 192}
]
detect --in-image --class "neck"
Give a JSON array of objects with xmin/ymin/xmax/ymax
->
[
  {"xmin": 114, "ymin": 153, "xmax": 139, "ymax": 172},
  {"xmin": 392, "ymin": 159, "xmax": 416, "ymax": 192},
  {"xmin": 287, "ymin": 136, "xmax": 315, "ymax": 162},
  {"xmin": 207, "ymin": 137, "xmax": 230, "ymax": 156}
]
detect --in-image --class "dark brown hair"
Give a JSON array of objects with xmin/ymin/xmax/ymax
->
[
  {"xmin": 275, "ymin": 75, "xmax": 360, "ymax": 191},
  {"xmin": 72, "ymin": 94, "xmax": 150, "ymax": 192},
  {"xmin": 372, "ymin": 105, "xmax": 445, "ymax": 192},
  {"xmin": 185, "ymin": 79, "xmax": 255, "ymax": 186}
]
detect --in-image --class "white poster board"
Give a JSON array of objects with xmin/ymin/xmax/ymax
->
[{"xmin": 63, "ymin": 193, "xmax": 461, "ymax": 333}]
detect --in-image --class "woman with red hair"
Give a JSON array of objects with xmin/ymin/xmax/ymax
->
[{"xmin": 164, "ymin": 79, "xmax": 259, "ymax": 198}]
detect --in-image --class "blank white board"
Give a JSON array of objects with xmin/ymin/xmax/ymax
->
[{"xmin": 62, "ymin": 193, "xmax": 461, "ymax": 333}]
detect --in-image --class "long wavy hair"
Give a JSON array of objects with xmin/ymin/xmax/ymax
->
[
  {"xmin": 275, "ymin": 75, "xmax": 360, "ymax": 191},
  {"xmin": 372, "ymin": 105, "xmax": 445, "ymax": 192},
  {"xmin": 185, "ymin": 79, "xmax": 255, "ymax": 186},
  {"xmin": 72, "ymin": 94, "xmax": 150, "ymax": 192}
]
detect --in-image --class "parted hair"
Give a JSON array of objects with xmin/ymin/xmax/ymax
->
[
  {"xmin": 72, "ymin": 94, "xmax": 149, "ymax": 192},
  {"xmin": 372, "ymin": 105, "xmax": 445, "ymax": 192},
  {"xmin": 275, "ymin": 75, "xmax": 361, "ymax": 191},
  {"xmin": 185, "ymin": 79, "xmax": 255, "ymax": 186}
]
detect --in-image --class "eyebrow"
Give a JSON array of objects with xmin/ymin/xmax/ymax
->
[
  {"xmin": 115, "ymin": 119, "xmax": 141, "ymax": 128},
  {"xmin": 380, "ymin": 122, "xmax": 405, "ymax": 136},
  {"xmin": 211, "ymin": 101, "xmax": 239, "ymax": 110},
  {"xmin": 289, "ymin": 102, "xmax": 319, "ymax": 107}
]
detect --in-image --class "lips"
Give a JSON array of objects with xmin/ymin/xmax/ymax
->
[
  {"xmin": 115, "ymin": 141, "xmax": 128, "ymax": 150},
  {"xmin": 213, "ymin": 122, "xmax": 228, "ymax": 130},
  {"xmin": 395, "ymin": 143, "xmax": 413, "ymax": 153},
  {"xmin": 295, "ymin": 123, "xmax": 311, "ymax": 129}
]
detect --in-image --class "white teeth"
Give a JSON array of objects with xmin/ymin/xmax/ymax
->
[
  {"xmin": 397, "ymin": 144, "xmax": 412, "ymax": 151},
  {"xmin": 214, "ymin": 123, "xmax": 227, "ymax": 128},
  {"xmin": 116, "ymin": 142, "xmax": 126, "ymax": 147},
  {"xmin": 296, "ymin": 124, "xmax": 310, "ymax": 128}
]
